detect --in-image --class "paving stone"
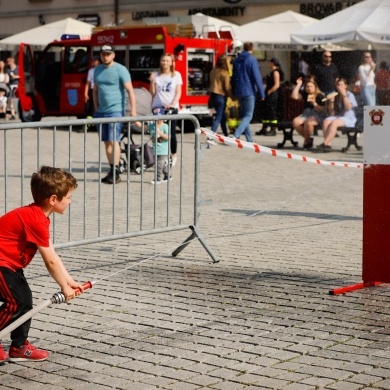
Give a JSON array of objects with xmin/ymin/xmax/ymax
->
[
  {"xmin": 300, "ymin": 376, "xmax": 338, "ymax": 388},
  {"xmin": 371, "ymin": 379, "xmax": 390, "ymax": 389},
  {"xmin": 186, "ymin": 374, "xmax": 222, "ymax": 386},
  {"xmin": 166, "ymin": 382, "xmax": 200, "ymax": 390},
  {"xmin": 209, "ymin": 381, "xmax": 247, "ymax": 390},
  {"xmin": 282, "ymin": 384, "xmax": 316, "ymax": 390}
]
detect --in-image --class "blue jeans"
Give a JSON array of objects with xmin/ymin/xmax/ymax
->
[
  {"xmin": 233, "ymin": 95, "xmax": 255, "ymax": 142},
  {"xmin": 361, "ymin": 85, "xmax": 376, "ymax": 106},
  {"xmin": 211, "ymin": 94, "xmax": 228, "ymax": 136}
]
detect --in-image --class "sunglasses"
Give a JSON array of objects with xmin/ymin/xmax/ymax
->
[{"xmin": 323, "ymin": 55, "xmax": 332, "ymax": 58}]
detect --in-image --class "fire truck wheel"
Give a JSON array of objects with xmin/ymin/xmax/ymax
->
[
  {"xmin": 182, "ymin": 120, "xmax": 195, "ymax": 133},
  {"xmin": 18, "ymin": 100, "xmax": 42, "ymax": 122},
  {"xmin": 181, "ymin": 116, "xmax": 212, "ymax": 133}
]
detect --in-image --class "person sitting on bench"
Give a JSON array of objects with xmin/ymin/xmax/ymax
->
[
  {"xmin": 316, "ymin": 78, "xmax": 357, "ymax": 152},
  {"xmin": 291, "ymin": 77, "xmax": 327, "ymax": 150}
]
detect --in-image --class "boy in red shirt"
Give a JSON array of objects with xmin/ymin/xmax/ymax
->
[{"xmin": 0, "ymin": 166, "xmax": 84, "ymax": 362}]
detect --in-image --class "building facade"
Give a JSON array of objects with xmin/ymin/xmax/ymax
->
[{"xmin": 0, "ymin": 0, "xmax": 361, "ymax": 38}]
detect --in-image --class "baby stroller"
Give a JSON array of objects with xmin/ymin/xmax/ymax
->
[
  {"xmin": 120, "ymin": 130, "xmax": 155, "ymax": 174},
  {"xmin": 119, "ymin": 87, "xmax": 155, "ymax": 174}
]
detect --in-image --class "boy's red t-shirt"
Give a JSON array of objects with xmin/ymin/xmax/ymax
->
[{"xmin": 0, "ymin": 203, "xmax": 50, "ymax": 271}]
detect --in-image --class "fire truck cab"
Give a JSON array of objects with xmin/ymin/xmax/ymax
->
[{"xmin": 17, "ymin": 24, "xmax": 234, "ymax": 124}]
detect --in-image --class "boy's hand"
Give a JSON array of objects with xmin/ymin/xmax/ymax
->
[
  {"xmin": 68, "ymin": 280, "xmax": 85, "ymax": 297},
  {"xmin": 62, "ymin": 285, "xmax": 76, "ymax": 302}
]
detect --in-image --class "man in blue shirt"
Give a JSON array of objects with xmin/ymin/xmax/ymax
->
[
  {"xmin": 93, "ymin": 45, "xmax": 137, "ymax": 184},
  {"xmin": 231, "ymin": 42, "xmax": 265, "ymax": 142}
]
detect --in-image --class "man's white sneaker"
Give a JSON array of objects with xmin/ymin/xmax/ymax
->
[{"xmin": 150, "ymin": 180, "xmax": 162, "ymax": 185}]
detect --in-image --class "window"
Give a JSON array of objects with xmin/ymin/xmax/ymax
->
[
  {"xmin": 129, "ymin": 46, "xmax": 164, "ymax": 84},
  {"xmin": 63, "ymin": 46, "xmax": 89, "ymax": 74},
  {"xmin": 187, "ymin": 50, "xmax": 214, "ymax": 96}
]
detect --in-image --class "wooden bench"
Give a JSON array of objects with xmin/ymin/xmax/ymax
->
[
  {"xmin": 276, "ymin": 85, "xmax": 302, "ymax": 148},
  {"xmin": 276, "ymin": 119, "xmax": 363, "ymax": 153},
  {"xmin": 276, "ymin": 86, "xmax": 363, "ymax": 152},
  {"xmin": 277, "ymin": 120, "xmax": 299, "ymax": 148},
  {"xmin": 336, "ymin": 106, "xmax": 364, "ymax": 152}
]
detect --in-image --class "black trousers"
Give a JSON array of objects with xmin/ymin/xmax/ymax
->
[
  {"xmin": 263, "ymin": 91, "xmax": 279, "ymax": 122},
  {"xmin": 85, "ymin": 89, "xmax": 95, "ymax": 118},
  {"xmin": 0, "ymin": 267, "xmax": 32, "ymax": 347},
  {"xmin": 167, "ymin": 108, "xmax": 178, "ymax": 155}
]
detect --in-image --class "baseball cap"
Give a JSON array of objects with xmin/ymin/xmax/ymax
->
[{"xmin": 100, "ymin": 45, "xmax": 115, "ymax": 53}]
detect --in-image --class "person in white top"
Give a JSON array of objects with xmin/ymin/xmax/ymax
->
[
  {"xmin": 358, "ymin": 51, "xmax": 376, "ymax": 106},
  {"xmin": 298, "ymin": 55, "xmax": 309, "ymax": 77},
  {"xmin": 0, "ymin": 89, "xmax": 7, "ymax": 118},
  {"xmin": 6, "ymin": 57, "xmax": 19, "ymax": 120},
  {"xmin": 0, "ymin": 60, "xmax": 9, "ymax": 119},
  {"xmin": 84, "ymin": 56, "xmax": 101, "ymax": 121},
  {"xmin": 149, "ymin": 53, "xmax": 183, "ymax": 167},
  {"xmin": 0, "ymin": 60, "xmax": 9, "ymax": 89}
]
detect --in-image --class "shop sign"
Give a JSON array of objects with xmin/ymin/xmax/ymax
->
[
  {"xmin": 77, "ymin": 14, "xmax": 101, "ymax": 26},
  {"xmin": 188, "ymin": 7, "xmax": 245, "ymax": 17},
  {"xmin": 132, "ymin": 11, "xmax": 169, "ymax": 21},
  {"xmin": 300, "ymin": 2, "xmax": 356, "ymax": 19}
]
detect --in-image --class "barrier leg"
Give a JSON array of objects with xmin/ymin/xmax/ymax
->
[{"xmin": 172, "ymin": 225, "xmax": 219, "ymax": 263}]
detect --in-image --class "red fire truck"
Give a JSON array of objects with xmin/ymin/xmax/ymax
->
[{"xmin": 16, "ymin": 24, "xmax": 235, "ymax": 123}]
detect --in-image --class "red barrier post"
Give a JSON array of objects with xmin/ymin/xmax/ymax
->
[{"xmin": 330, "ymin": 107, "xmax": 389, "ymax": 295}]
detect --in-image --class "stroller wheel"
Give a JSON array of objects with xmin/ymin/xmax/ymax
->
[
  {"xmin": 118, "ymin": 158, "xmax": 126, "ymax": 173},
  {"xmin": 133, "ymin": 160, "xmax": 142, "ymax": 175}
]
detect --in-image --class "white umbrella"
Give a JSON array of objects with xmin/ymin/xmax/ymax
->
[
  {"xmin": 0, "ymin": 18, "xmax": 94, "ymax": 50},
  {"xmin": 291, "ymin": 0, "xmax": 390, "ymax": 49},
  {"xmin": 236, "ymin": 11, "xmax": 319, "ymax": 50}
]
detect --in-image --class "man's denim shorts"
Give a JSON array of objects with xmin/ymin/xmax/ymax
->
[{"xmin": 94, "ymin": 111, "xmax": 123, "ymax": 142}]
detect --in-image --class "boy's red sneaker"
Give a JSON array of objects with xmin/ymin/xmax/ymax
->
[
  {"xmin": 0, "ymin": 344, "xmax": 9, "ymax": 362},
  {"xmin": 9, "ymin": 340, "xmax": 49, "ymax": 362}
]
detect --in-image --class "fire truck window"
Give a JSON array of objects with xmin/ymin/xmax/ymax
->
[
  {"xmin": 129, "ymin": 49, "xmax": 164, "ymax": 85},
  {"xmin": 187, "ymin": 52, "xmax": 214, "ymax": 95},
  {"xmin": 64, "ymin": 47, "xmax": 89, "ymax": 74},
  {"xmin": 114, "ymin": 50, "xmax": 126, "ymax": 66}
]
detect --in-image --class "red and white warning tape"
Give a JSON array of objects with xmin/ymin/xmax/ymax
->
[{"xmin": 201, "ymin": 128, "xmax": 363, "ymax": 169}]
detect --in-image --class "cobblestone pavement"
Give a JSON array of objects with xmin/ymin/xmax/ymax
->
[{"xmin": 2, "ymin": 122, "xmax": 390, "ymax": 390}]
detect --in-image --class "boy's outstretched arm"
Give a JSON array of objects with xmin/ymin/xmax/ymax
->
[{"xmin": 38, "ymin": 241, "xmax": 84, "ymax": 301}]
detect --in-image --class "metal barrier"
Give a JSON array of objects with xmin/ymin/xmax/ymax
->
[{"xmin": 0, "ymin": 115, "xmax": 217, "ymax": 263}]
